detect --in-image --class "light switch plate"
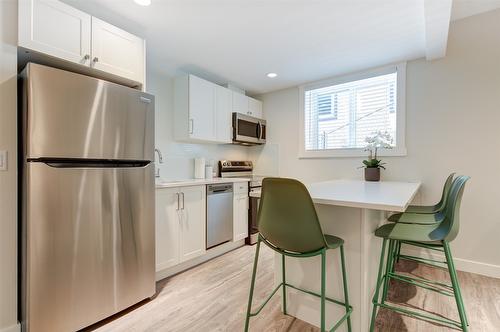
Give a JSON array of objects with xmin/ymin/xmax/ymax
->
[{"xmin": 0, "ymin": 150, "xmax": 7, "ymax": 171}]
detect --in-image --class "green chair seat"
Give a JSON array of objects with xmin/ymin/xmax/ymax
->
[
  {"xmin": 374, "ymin": 223, "xmax": 443, "ymax": 243},
  {"xmin": 388, "ymin": 211, "xmax": 445, "ymax": 224},
  {"xmin": 325, "ymin": 234, "xmax": 344, "ymax": 249},
  {"xmin": 404, "ymin": 204, "xmax": 442, "ymax": 214},
  {"xmin": 388, "ymin": 173, "xmax": 455, "ymax": 225}
]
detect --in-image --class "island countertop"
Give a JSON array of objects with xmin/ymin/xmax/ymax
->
[{"xmin": 307, "ymin": 179, "xmax": 421, "ymax": 212}]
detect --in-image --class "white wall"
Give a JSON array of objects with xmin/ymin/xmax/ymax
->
[
  {"xmin": 0, "ymin": 0, "xmax": 19, "ymax": 331},
  {"xmin": 146, "ymin": 72, "xmax": 249, "ymax": 179},
  {"xmin": 258, "ymin": 9, "xmax": 500, "ymax": 276}
]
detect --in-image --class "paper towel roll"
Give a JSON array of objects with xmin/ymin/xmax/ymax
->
[
  {"xmin": 205, "ymin": 166, "xmax": 213, "ymax": 179},
  {"xmin": 194, "ymin": 158, "xmax": 205, "ymax": 179}
]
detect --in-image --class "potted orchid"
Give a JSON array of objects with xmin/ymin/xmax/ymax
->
[{"xmin": 361, "ymin": 131, "xmax": 393, "ymax": 181}]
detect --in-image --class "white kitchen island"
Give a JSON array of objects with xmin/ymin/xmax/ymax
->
[{"xmin": 274, "ymin": 179, "xmax": 420, "ymax": 332}]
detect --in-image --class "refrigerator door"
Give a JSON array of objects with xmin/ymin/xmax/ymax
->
[
  {"xmin": 23, "ymin": 63, "xmax": 154, "ymax": 161},
  {"xmin": 23, "ymin": 162, "xmax": 155, "ymax": 332}
]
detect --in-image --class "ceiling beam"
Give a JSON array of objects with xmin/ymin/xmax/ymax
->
[{"xmin": 424, "ymin": 0, "xmax": 453, "ymax": 60}]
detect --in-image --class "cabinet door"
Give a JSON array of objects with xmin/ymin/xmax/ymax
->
[
  {"xmin": 188, "ymin": 75, "xmax": 217, "ymax": 141},
  {"xmin": 179, "ymin": 186, "xmax": 206, "ymax": 262},
  {"xmin": 91, "ymin": 17, "xmax": 145, "ymax": 83},
  {"xmin": 215, "ymin": 85, "xmax": 232, "ymax": 143},
  {"xmin": 19, "ymin": 0, "xmax": 91, "ymax": 65},
  {"xmin": 232, "ymin": 92, "xmax": 249, "ymax": 115},
  {"xmin": 248, "ymin": 97, "xmax": 263, "ymax": 118},
  {"xmin": 233, "ymin": 194, "xmax": 249, "ymax": 241},
  {"xmin": 155, "ymin": 188, "xmax": 180, "ymax": 271}
]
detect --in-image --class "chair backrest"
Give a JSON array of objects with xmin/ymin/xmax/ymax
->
[
  {"xmin": 257, "ymin": 178, "xmax": 327, "ymax": 253},
  {"xmin": 435, "ymin": 173, "xmax": 456, "ymax": 211},
  {"xmin": 430, "ymin": 175, "xmax": 470, "ymax": 242}
]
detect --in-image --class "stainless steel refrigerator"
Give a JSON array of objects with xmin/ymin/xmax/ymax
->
[{"xmin": 19, "ymin": 63, "xmax": 155, "ymax": 332}]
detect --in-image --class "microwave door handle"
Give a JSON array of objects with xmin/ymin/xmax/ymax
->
[
  {"xmin": 259, "ymin": 122, "xmax": 264, "ymax": 140},
  {"xmin": 256, "ymin": 122, "xmax": 261, "ymax": 139}
]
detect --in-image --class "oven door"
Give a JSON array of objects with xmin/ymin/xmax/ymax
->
[{"xmin": 233, "ymin": 113, "xmax": 266, "ymax": 145}]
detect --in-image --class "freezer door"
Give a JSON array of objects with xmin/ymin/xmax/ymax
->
[
  {"xmin": 22, "ymin": 63, "xmax": 154, "ymax": 161},
  {"xmin": 22, "ymin": 162, "xmax": 155, "ymax": 332}
]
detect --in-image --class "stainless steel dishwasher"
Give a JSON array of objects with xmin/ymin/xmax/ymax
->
[{"xmin": 206, "ymin": 183, "xmax": 233, "ymax": 249}]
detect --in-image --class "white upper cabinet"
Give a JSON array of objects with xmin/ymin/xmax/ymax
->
[
  {"xmin": 18, "ymin": 0, "xmax": 91, "ymax": 64},
  {"xmin": 18, "ymin": 0, "xmax": 145, "ymax": 85},
  {"xmin": 175, "ymin": 74, "xmax": 233, "ymax": 144},
  {"xmin": 232, "ymin": 92, "xmax": 264, "ymax": 118},
  {"xmin": 188, "ymin": 75, "xmax": 217, "ymax": 141},
  {"xmin": 215, "ymin": 85, "xmax": 233, "ymax": 143},
  {"xmin": 91, "ymin": 17, "xmax": 145, "ymax": 83},
  {"xmin": 248, "ymin": 97, "xmax": 263, "ymax": 118},
  {"xmin": 232, "ymin": 92, "xmax": 249, "ymax": 115}
]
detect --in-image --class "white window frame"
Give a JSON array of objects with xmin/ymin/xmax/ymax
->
[{"xmin": 298, "ymin": 62, "xmax": 407, "ymax": 158}]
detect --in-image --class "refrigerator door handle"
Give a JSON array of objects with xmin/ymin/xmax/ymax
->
[{"xmin": 35, "ymin": 159, "xmax": 151, "ymax": 168}]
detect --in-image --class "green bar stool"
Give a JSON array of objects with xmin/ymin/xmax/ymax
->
[
  {"xmin": 389, "ymin": 173, "xmax": 455, "ymax": 261},
  {"xmin": 244, "ymin": 178, "xmax": 352, "ymax": 332},
  {"xmin": 369, "ymin": 175, "xmax": 470, "ymax": 331}
]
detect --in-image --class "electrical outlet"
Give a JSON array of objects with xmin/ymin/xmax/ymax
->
[{"xmin": 0, "ymin": 150, "xmax": 7, "ymax": 171}]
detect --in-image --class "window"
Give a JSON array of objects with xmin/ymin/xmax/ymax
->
[{"xmin": 299, "ymin": 63, "xmax": 406, "ymax": 158}]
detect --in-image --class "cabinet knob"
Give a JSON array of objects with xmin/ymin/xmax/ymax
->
[
  {"xmin": 93, "ymin": 57, "xmax": 99, "ymax": 63},
  {"xmin": 83, "ymin": 54, "xmax": 90, "ymax": 61}
]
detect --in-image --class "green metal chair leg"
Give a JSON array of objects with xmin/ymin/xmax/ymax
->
[
  {"xmin": 390, "ymin": 240, "xmax": 399, "ymax": 273},
  {"xmin": 370, "ymin": 238, "xmax": 388, "ymax": 332},
  {"xmin": 282, "ymin": 254, "xmax": 287, "ymax": 315},
  {"xmin": 395, "ymin": 241, "xmax": 402, "ymax": 263},
  {"xmin": 320, "ymin": 249, "xmax": 326, "ymax": 332},
  {"xmin": 381, "ymin": 240, "xmax": 395, "ymax": 304},
  {"xmin": 244, "ymin": 239, "xmax": 261, "ymax": 332},
  {"xmin": 340, "ymin": 245, "xmax": 352, "ymax": 332},
  {"xmin": 443, "ymin": 242, "xmax": 468, "ymax": 331}
]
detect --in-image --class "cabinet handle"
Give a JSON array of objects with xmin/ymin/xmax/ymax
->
[
  {"xmin": 176, "ymin": 193, "xmax": 180, "ymax": 211},
  {"xmin": 93, "ymin": 57, "xmax": 99, "ymax": 63},
  {"xmin": 181, "ymin": 192, "xmax": 185, "ymax": 210},
  {"xmin": 189, "ymin": 119, "xmax": 194, "ymax": 134}
]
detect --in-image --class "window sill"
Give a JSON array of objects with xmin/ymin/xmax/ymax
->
[{"xmin": 298, "ymin": 147, "xmax": 407, "ymax": 159}]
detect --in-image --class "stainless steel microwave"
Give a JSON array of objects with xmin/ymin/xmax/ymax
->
[{"xmin": 232, "ymin": 112, "xmax": 266, "ymax": 145}]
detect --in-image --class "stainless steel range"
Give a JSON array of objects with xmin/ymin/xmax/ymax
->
[{"xmin": 219, "ymin": 160, "xmax": 264, "ymax": 244}]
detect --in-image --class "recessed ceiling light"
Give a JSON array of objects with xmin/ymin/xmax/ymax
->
[
  {"xmin": 266, "ymin": 73, "xmax": 278, "ymax": 78},
  {"xmin": 134, "ymin": 0, "xmax": 151, "ymax": 6}
]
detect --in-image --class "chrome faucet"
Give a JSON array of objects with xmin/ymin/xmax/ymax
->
[{"xmin": 154, "ymin": 148, "xmax": 163, "ymax": 178}]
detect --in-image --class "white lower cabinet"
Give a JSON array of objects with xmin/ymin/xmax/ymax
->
[
  {"xmin": 155, "ymin": 187, "xmax": 180, "ymax": 271},
  {"xmin": 156, "ymin": 185, "xmax": 206, "ymax": 272},
  {"xmin": 233, "ymin": 182, "xmax": 249, "ymax": 241},
  {"xmin": 233, "ymin": 195, "xmax": 249, "ymax": 241},
  {"xmin": 179, "ymin": 185, "xmax": 207, "ymax": 262}
]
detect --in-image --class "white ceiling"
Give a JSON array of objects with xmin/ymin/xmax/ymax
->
[{"xmin": 62, "ymin": 0, "xmax": 500, "ymax": 95}]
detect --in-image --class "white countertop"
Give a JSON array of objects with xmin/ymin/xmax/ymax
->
[
  {"xmin": 307, "ymin": 179, "xmax": 421, "ymax": 212},
  {"xmin": 156, "ymin": 177, "xmax": 250, "ymax": 189}
]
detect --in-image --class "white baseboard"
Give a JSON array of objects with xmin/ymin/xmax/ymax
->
[
  {"xmin": 156, "ymin": 240, "xmax": 245, "ymax": 281},
  {"xmin": 0, "ymin": 323, "xmax": 20, "ymax": 332},
  {"xmin": 402, "ymin": 246, "xmax": 500, "ymax": 279}
]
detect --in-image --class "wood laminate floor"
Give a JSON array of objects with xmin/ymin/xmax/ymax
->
[{"xmin": 84, "ymin": 245, "xmax": 500, "ymax": 332}]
